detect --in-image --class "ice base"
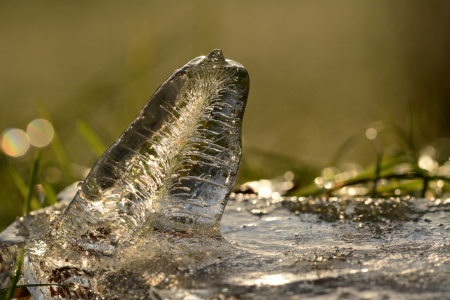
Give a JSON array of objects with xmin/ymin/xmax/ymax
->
[{"xmin": 2, "ymin": 185, "xmax": 450, "ymax": 300}]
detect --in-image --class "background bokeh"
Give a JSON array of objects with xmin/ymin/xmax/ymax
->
[{"xmin": 1, "ymin": 1, "xmax": 450, "ymax": 231}]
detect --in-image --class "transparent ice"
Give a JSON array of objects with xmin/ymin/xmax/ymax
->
[
  {"xmin": 61, "ymin": 49, "xmax": 249, "ymax": 244},
  {"xmin": 20, "ymin": 49, "xmax": 250, "ymax": 299},
  {"xmin": 2, "ymin": 189, "xmax": 450, "ymax": 300}
]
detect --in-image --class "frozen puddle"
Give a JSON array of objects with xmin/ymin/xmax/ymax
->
[{"xmin": 1, "ymin": 186, "xmax": 450, "ymax": 299}]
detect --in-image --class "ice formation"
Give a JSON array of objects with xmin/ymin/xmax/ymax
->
[
  {"xmin": 61, "ymin": 49, "xmax": 249, "ymax": 245},
  {"xmin": 2, "ymin": 49, "xmax": 449, "ymax": 300},
  {"xmin": 22, "ymin": 49, "xmax": 249, "ymax": 299}
]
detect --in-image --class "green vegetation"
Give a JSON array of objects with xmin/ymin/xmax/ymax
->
[{"xmin": 288, "ymin": 121, "xmax": 450, "ymax": 199}]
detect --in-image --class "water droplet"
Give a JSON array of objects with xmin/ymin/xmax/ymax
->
[{"xmin": 77, "ymin": 182, "xmax": 83, "ymax": 190}]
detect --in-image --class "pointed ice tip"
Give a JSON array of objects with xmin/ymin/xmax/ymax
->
[
  {"xmin": 201, "ymin": 49, "xmax": 226, "ymax": 65},
  {"xmin": 207, "ymin": 49, "xmax": 225, "ymax": 60}
]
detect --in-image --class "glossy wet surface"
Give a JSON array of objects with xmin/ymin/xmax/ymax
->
[
  {"xmin": 1, "ymin": 187, "xmax": 450, "ymax": 299},
  {"xmin": 217, "ymin": 196, "xmax": 450, "ymax": 300}
]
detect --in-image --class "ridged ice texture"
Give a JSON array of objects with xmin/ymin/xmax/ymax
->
[{"xmin": 59, "ymin": 49, "xmax": 249, "ymax": 250}]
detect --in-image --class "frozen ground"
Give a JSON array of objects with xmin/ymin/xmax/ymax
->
[{"xmin": 1, "ymin": 185, "xmax": 450, "ymax": 299}]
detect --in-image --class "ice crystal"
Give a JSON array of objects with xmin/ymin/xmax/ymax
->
[{"xmin": 60, "ymin": 49, "xmax": 249, "ymax": 248}]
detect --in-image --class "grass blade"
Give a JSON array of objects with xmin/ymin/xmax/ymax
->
[
  {"xmin": 5, "ymin": 245, "xmax": 25, "ymax": 300},
  {"xmin": 37, "ymin": 100, "xmax": 75, "ymax": 183},
  {"xmin": 328, "ymin": 121, "xmax": 413, "ymax": 167},
  {"xmin": 25, "ymin": 149, "xmax": 42, "ymax": 214},
  {"xmin": 291, "ymin": 155, "xmax": 405, "ymax": 197},
  {"xmin": 1, "ymin": 153, "xmax": 27, "ymax": 198},
  {"xmin": 76, "ymin": 119, "xmax": 106, "ymax": 157},
  {"xmin": 371, "ymin": 152, "xmax": 383, "ymax": 197},
  {"xmin": 41, "ymin": 181, "xmax": 58, "ymax": 205}
]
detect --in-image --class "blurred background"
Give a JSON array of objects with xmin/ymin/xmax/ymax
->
[{"xmin": 1, "ymin": 1, "xmax": 450, "ymax": 231}]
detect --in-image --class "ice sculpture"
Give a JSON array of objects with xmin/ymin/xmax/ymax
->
[{"xmin": 22, "ymin": 49, "xmax": 249, "ymax": 299}]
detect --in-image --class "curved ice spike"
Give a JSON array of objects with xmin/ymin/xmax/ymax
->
[{"xmin": 59, "ymin": 49, "xmax": 250, "ymax": 248}]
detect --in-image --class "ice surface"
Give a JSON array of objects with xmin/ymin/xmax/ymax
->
[
  {"xmin": 219, "ymin": 196, "xmax": 450, "ymax": 300},
  {"xmin": 2, "ymin": 189, "xmax": 449, "ymax": 299}
]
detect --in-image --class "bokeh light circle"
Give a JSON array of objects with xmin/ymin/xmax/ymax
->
[
  {"xmin": 365, "ymin": 128, "xmax": 377, "ymax": 140},
  {"xmin": 26, "ymin": 119, "xmax": 54, "ymax": 147},
  {"xmin": 1, "ymin": 128, "xmax": 30, "ymax": 157}
]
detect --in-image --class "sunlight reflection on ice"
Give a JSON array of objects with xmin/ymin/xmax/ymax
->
[{"xmin": 229, "ymin": 273, "xmax": 302, "ymax": 286}]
